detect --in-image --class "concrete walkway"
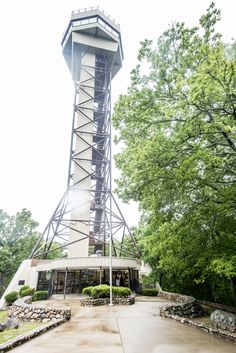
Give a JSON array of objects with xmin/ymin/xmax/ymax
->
[{"xmin": 11, "ymin": 297, "xmax": 236, "ymax": 353}]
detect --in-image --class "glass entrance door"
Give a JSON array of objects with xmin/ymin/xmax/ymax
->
[
  {"xmin": 54, "ymin": 272, "xmax": 65, "ymax": 293},
  {"xmin": 53, "ymin": 271, "xmax": 77, "ymax": 294}
]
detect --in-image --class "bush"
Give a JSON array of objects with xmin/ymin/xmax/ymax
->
[
  {"xmin": 5, "ymin": 291, "xmax": 18, "ymax": 304},
  {"xmin": 33, "ymin": 291, "xmax": 48, "ymax": 301},
  {"xmin": 141, "ymin": 288, "xmax": 158, "ymax": 296},
  {"xmin": 82, "ymin": 286, "xmax": 94, "ymax": 296},
  {"xmin": 113, "ymin": 286, "xmax": 131, "ymax": 297},
  {"xmin": 19, "ymin": 285, "xmax": 30, "ymax": 297},
  {"xmin": 91, "ymin": 285, "xmax": 110, "ymax": 299},
  {"xmin": 82, "ymin": 285, "xmax": 132, "ymax": 299},
  {"xmin": 20, "ymin": 287, "xmax": 35, "ymax": 297}
]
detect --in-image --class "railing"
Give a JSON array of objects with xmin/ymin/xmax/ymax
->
[{"xmin": 72, "ymin": 6, "xmax": 119, "ymax": 26}]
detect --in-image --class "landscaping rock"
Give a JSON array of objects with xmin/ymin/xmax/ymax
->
[
  {"xmin": 5, "ymin": 317, "xmax": 19, "ymax": 329},
  {"xmin": 210, "ymin": 310, "xmax": 236, "ymax": 333},
  {"xmin": 42, "ymin": 318, "xmax": 50, "ymax": 323},
  {"xmin": 0, "ymin": 323, "xmax": 6, "ymax": 332}
]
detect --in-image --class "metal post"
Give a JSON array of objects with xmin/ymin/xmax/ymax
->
[
  {"xmin": 49, "ymin": 271, "xmax": 54, "ymax": 297},
  {"xmin": 109, "ymin": 73, "xmax": 113, "ymax": 307},
  {"xmin": 128, "ymin": 267, "xmax": 131, "ymax": 290},
  {"xmin": 109, "ymin": 233, "xmax": 113, "ymax": 305},
  {"xmin": 109, "ymin": 186, "xmax": 113, "ymax": 305},
  {"xmin": 99, "ymin": 266, "xmax": 102, "ymax": 284},
  {"xmin": 63, "ymin": 267, "xmax": 68, "ymax": 300}
]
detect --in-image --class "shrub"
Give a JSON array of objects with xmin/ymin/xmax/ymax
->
[
  {"xmin": 5, "ymin": 291, "xmax": 18, "ymax": 304},
  {"xmin": 141, "ymin": 288, "xmax": 158, "ymax": 296},
  {"xmin": 82, "ymin": 285, "xmax": 132, "ymax": 299},
  {"xmin": 113, "ymin": 286, "xmax": 131, "ymax": 297},
  {"xmin": 19, "ymin": 285, "xmax": 30, "ymax": 297},
  {"xmin": 82, "ymin": 286, "xmax": 94, "ymax": 296},
  {"xmin": 91, "ymin": 285, "xmax": 110, "ymax": 299},
  {"xmin": 112, "ymin": 286, "xmax": 119, "ymax": 297},
  {"xmin": 33, "ymin": 291, "xmax": 48, "ymax": 301},
  {"xmin": 20, "ymin": 287, "xmax": 35, "ymax": 297}
]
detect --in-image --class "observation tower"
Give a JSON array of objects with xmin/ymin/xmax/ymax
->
[{"xmin": 0, "ymin": 8, "xmax": 140, "ymax": 304}]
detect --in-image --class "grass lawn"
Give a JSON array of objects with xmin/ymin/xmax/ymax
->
[
  {"xmin": 0, "ymin": 311, "xmax": 8, "ymax": 322},
  {"xmin": 192, "ymin": 316, "xmax": 212, "ymax": 326},
  {"xmin": 0, "ymin": 310, "xmax": 45, "ymax": 345}
]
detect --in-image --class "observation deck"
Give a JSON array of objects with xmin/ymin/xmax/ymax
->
[{"xmin": 62, "ymin": 6, "xmax": 123, "ymax": 80}]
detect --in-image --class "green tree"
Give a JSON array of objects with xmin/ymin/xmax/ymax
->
[
  {"xmin": 0, "ymin": 208, "xmax": 39, "ymax": 295},
  {"xmin": 0, "ymin": 209, "xmax": 66, "ymax": 296},
  {"xmin": 113, "ymin": 3, "xmax": 236, "ymax": 305},
  {"xmin": 119, "ymin": 228, "xmax": 142, "ymax": 258}
]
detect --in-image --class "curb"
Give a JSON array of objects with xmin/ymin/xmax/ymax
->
[{"xmin": 0, "ymin": 318, "xmax": 66, "ymax": 352}]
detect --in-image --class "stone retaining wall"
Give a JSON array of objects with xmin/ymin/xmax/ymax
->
[
  {"xmin": 158, "ymin": 291, "xmax": 236, "ymax": 343},
  {"xmin": 159, "ymin": 291, "xmax": 204, "ymax": 318},
  {"xmin": 158, "ymin": 291, "xmax": 194, "ymax": 303},
  {"xmin": 8, "ymin": 297, "xmax": 71, "ymax": 323},
  {"xmin": 80, "ymin": 296, "xmax": 135, "ymax": 306}
]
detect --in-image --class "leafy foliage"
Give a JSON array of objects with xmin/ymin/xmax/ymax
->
[
  {"xmin": 33, "ymin": 291, "xmax": 48, "ymax": 301},
  {"xmin": 113, "ymin": 286, "xmax": 131, "ymax": 297},
  {"xmin": 82, "ymin": 286, "xmax": 94, "ymax": 296},
  {"xmin": 0, "ymin": 209, "xmax": 65, "ymax": 296},
  {"xmin": 119, "ymin": 231, "xmax": 141, "ymax": 258},
  {"xmin": 91, "ymin": 285, "xmax": 110, "ymax": 298},
  {"xmin": 0, "ymin": 209, "xmax": 39, "ymax": 295},
  {"xmin": 19, "ymin": 285, "xmax": 30, "ymax": 298},
  {"xmin": 20, "ymin": 288, "xmax": 35, "ymax": 297},
  {"xmin": 140, "ymin": 288, "xmax": 158, "ymax": 296},
  {"xmin": 4, "ymin": 291, "xmax": 18, "ymax": 304},
  {"xmin": 82, "ymin": 285, "xmax": 131, "ymax": 299},
  {"xmin": 113, "ymin": 3, "xmax": 236, "ymax": 305}
]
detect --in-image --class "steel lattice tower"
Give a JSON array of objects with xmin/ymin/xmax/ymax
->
[{"xmin": 30, "ymin": 7, "xmax": 140, "ymax": 260}]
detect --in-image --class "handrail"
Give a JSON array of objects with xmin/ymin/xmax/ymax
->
[{"xmin": 72, "ymin": 6, "xmax": 119, "ymax": 26}]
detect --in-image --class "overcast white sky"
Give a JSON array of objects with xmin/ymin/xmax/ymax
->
[{"xmin": 0, "ymin": 0, "xmax": 235, "ymax": 231}]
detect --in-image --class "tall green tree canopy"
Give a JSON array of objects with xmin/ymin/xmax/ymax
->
[{"xmin": 113, "ymin": 3, "xmax": 236, "ymax": 305}]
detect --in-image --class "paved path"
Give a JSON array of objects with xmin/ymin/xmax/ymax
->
[{"xmin": 11, "ymin": 298, "xmax": 236, "ymax": 353}]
